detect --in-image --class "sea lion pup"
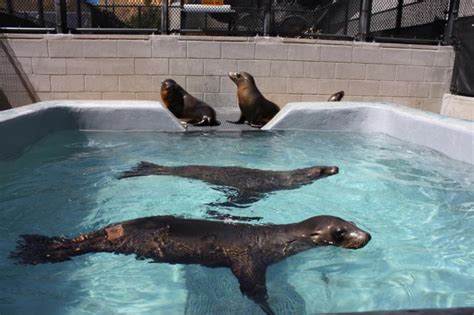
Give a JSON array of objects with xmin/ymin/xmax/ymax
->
[
  {"xmin": 228, "ymin": 71, "xmax": 280, "ymax": 128},
  {"xmin": 11, "ymin": 215, "xmax": 371, "ymax": 315},
  {"xmin": 328, "ymin": 90, "xmax": 344, "ymax": 102},
  {"xmin": 117, "ymin": 161, "xmax": 339, "ymax": 205},
  {"xmin": 160, "ymin": 79, "xmax": 220, "ymax": 126}
]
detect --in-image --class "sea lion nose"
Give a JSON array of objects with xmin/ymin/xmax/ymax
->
[{"xmin": 325, "ymin": 166, "xmax": 339, "ymax": 175}]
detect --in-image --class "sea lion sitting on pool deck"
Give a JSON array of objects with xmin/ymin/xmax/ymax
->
[
  {"xmin": 11, "ymin": 214, "xmax": 371, "ymax": 315},
  {"xmin": 161, "ymin": 79, "xmax": 220, "ymax": 126},
  {"xmin": 328, "ymin": 90, "xmax": 344, "ymax": 102},
  {"xmin": 117, "ymin": 161, "xmax": 339, "ymax": 205},
  {"xmin": 228, "ymin": 72, "xmax": 280, "ymax": 128}
]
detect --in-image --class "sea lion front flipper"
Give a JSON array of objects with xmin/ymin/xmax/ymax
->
[{"xmin": 231, "ymin": 261, "xmax": 275, "ymax": 315}]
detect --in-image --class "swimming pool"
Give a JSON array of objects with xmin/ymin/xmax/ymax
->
[{"xmin": 0, "ymin": 128, "xmax": 473, "ymax": 314}]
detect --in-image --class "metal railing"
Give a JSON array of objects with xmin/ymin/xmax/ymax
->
[{"xmin": 0, "ymin": 0, "xmax": 463, "ymax": 45}]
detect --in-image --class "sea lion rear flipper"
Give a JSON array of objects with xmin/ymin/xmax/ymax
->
[
  {"xmin": 226, "ymin": 114, "xmax": 246, "ymax": 124},
  {"xmin": 231, "ymin": 261, "xmax": 274, "ymax": 315},
  {"xmin": 117, "ymin": 161, "xmax": 168, "ymax": 179}
]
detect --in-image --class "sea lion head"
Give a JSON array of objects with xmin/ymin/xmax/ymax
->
[
  {"xmin": 298, "ymin": 215, "xmax": 371, "ymax": 249},
  {"xmin": 306, "ymin": 166, "xmax": 339, "ymax": 178},
  {"xmin": 328, "ymin": 90, "xmax": 344, "ymax": 102},
  {"xmin": 228, "ymin": 71, "xmax": 256, "ymax": 86},
  {"xmin": 160, "ymin": 79, "xmax": 182, "ymax": 102}
]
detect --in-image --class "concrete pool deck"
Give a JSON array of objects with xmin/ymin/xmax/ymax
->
[{"xmin": 0, "ymin": 100, "xmax": 472, "ymax": 164}]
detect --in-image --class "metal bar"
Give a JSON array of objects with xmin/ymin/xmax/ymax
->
[
  {"xmin": 6, "ymin": 0, "xmax": 13, "ymax": 14},
  {"xmin": 358, "ymin": 0, "xmax": 371, "ymax": 41},
  {"xmin": 38, "ymin": 0, "xmax": 45, "ymax": 27},
  {"xmin": 395, "ymin": 0, "xmax": 403, "ymax": 35},
  {"xmin": 444, "ymin": 0, "xmax": 460, "ymax": 45},
  {"xmin": 55, "ymin": 0, "xmax": 68, "ymax": 33},
  {"xmin": 75, "ymin": 27, "xmax": 158, "ymax": 33},
  {"xmin": 76, "ymin": 0, "xmax": 82, "ymax": 28},
  {"xmin": 0, "ymin": 27, "xmax": 55, "ymax": 32},
  {"xmin": 263, "ymin": 0, "xmax": 271, "ymax": 36},
  {"xmin": 138, "ymin": 6, "xmax": 142, "ymax": 28},
  {"xmin": 373, "ymin": 36, "xmax": 441, "ymax": 45},
  {"xmin": 161, "ymin": 0, "xmax": 168, "ymax": 34},
  {"xmin": 343, "ymin": 0, "xmax": 349, "ymax": 35},
  {"xmin": 304, "ymin": 32, "xmax": 355, "ymax": 40}
]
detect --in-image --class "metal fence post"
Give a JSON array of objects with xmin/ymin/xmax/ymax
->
[
  {"xmin": 38, "ymin": 0, "xmax": 45, "ymax": 27},
  {"xmin": 358, "ymin": 0, "xmax": 371, "ymax": 41},
  {"xmin": 444, "ymin": 0, "xmax": 460, "ymax": 45},
  {"xmin": 6, "ymin": 0, "xmax": 14, "ymax": 14},
  {"xmin": 55, "ymin": 0, "xmax": 68, "ymax": 33},
  {"xmin": 76, "ymin": 0, "xmax": 82, "ymax": 28},
  {"xmin": 395, "ymin": 0, "xmax": 403, "ymax": 35},
  {"xmin": 161, "ymin": 0, "xmax": 169, "ymax": 34},
  {"xmin": 263, "ymin": 0, "xmax": 271, "ymax": 36}
]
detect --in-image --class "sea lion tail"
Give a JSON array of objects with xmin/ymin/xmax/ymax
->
[
  {"xmin": 117, "ymin": 161, "xmax": 167, "ymax": 179},
  {"xmin": 10, "ymin": 234, "xmax": 96, "ymax": 265}
]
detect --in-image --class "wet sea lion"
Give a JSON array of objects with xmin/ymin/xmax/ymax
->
[
  {"xmin": 160, "ymin": 79, "xmax": 220, "ymax": 126},
  {"xmin": 117, "ymin": 161, "xmax": 339, "ymax": 205},
  {"xmin": 228, "ymin": 72, "xmax": 280, "ymax": 128},
  {"xmin": 328, "ymin": 90, "xmax": 344, "ymax": 102},
  {"xmin": 11, "ymin": 214, "xmax": 371, "ymax": 315}
]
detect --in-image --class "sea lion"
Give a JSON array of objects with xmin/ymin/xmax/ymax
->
[
  {"xmin": 117, "ymin": 161, "xmax": 339, "ymax": 205},
  {"xmin": 160, "ymin": 79, "xmax": 220, "ymax": 126},
  {"xmin": 228, "ymin": 72, "xmax": 280, "ymax": 128},
  {"xmin": 328, "ymin": 90, "xmax": 344, "ymax": 102},
  {"xmin": 11, "ymin": 214, "xmax": 371, "ymax": 315}
]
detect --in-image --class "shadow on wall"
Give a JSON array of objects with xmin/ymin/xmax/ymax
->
[{"xmin": 0, "ymin": 39, "xmax": 39, "ymax": 110}]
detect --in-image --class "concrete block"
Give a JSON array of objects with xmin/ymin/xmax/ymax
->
[
  {"xmin": 51, "ymin": 75, "xmax": 84, "ymax": 92},
  {"xmin": 424, "ymin": 67, "xmax": 449, "ymax": 83},
  {"xmin": 119, "ymin": 76, "xmax": 154, "ymax": 92},
  {"xmin": 271, "ymin": 61, "xmax": 304, "ymax": 77},
  {"xmin": 152, "ymin": 37, "xmax": 186, "ymax": 58},
  {"xmin": 319, "ymin": 79, "xmax": 349, "ymax": 95},
  {"xmin": 187, "ymin": 41, "xmax": 221, "ymax": 59},
  {"xmin": 186, "ymin": 76, "xmax": 220, "ymax": 93},
  {"xmin": 27, "ymin": 75, "xmax": 51, "ymax": 92},
  {"xmin": 49, "ymin": 40, "xmax": 83, "ymax": 57},
  {"xmin": 363, "ymin": 96, "xmax": 393, "ymax": 103},
  {"xmin": 420, "ymin": 98, "xmax": 442, "ymax": 113},
  {"xmin": 204, "ymin": 59, "xmax": 238, "ymax": 75},
  {"xmin": 203, "ymin": 93, "xmax": 236, "ymax": 108},
  {"xmin": 32, "ymin": 58, "xmax": 66, "ymax": 74},
  {"xmin": 287, "ymin": 78, "xmax": 318, "ymax": 94},
  {"xmin": 17, "ymin": 58, "xmax": 33, "ymax": 74},
  {"xmin": 411, "ymin": 50, "xmax": 434, "ymax": 66},
  {"xmin": 101, "ymin": 59, "xmax": 134, "ymax": 75},
  {"xmin": 102, "ymin": 92, "xmax": 136, "ymax": 100},
  {"xmin": 66, "ymin": 58, "xmax": 101, "ymax": 75},
  {"xmin": 366, "ymin": 64, "xmax": 396, "ymax": 80},
  {"xmin": 118, "ymin": 40, "xmax": 151, "ymax": 58},
  {"xmin": 433, "ymin": 51, "xmax": 452, "ymax": 67},
  {"xmin": 320, "ymin": 45, "xmax": 352, "ymax": 62},
  {"xmin": 153, "ymin": 76, "xmax": 186, "ymax": 92},
  {"xmin": 220, "ymin": 76, "xmax": 236, "ymax": 93},
  {"xmin": 391, "ymin": 97, "xmax": 421, "ymax": 109},
  {"xmin": 352, "ymin": 47, "xmax": 382, "ymax": 64},
  {"xmin": 85, "ymin": 75, "xmax": 119, "ymax": 92},
  {"xmin": 441, "ymin": 93, "xmax": 474, "ymax": 121},
  {"xmin": 304, "ymin": 62, "xmax": 336, "ymax": 79},
  {"xmin": 349, "ymin": 80, "xmax": 380, "ymax": 96},
  {"xmin": 301, "ymin": 95, "xmax": 330, "ymax": 102},
  {"xmin": 270, "ymin": 94, "xmax": 302, "ymax": 106},
  {"xmin": 238, "ymin": 60, "xmax": 271, "ymax": 76},
  {"xmin": 222, "ymin": 42, "xmax": 255, "ymax": 59},
  {"xmin": 11, "ymin": 40, "xmax": 48, "ymax": 57},
  {"xmin": 430, "ymin": 83, "xmax": 449, "ymax": 98},
  {"xmin": 288, "ymin": 44, "xmax": 320, "ymax": 61},
  {"xmin": 382, "ymin": 48, "xmax": 412, "ymax": 65},
  {"xmin": 335, "ymin": 63, "xmax": 366, "ymax": 80},
  {"xmin": 252, "ymin": 77, "xmax": 287, "ymax": 94},
  {"xmin": 83, "ymin": 40, "xmax": 117, "ymax": 58},
  {"xmin": 396, "ymin": 66, "xmax": 425, "ymax": 82},
  {"xmin": 135, "ymin": 93, "xmax": 161, "ymax": 101},
  {"xmin": 135, "ymin": 59, "xmax": 169, "ymax": 75},
  {"xmin": 379, "ymin": 81, "xmax": 409, "ymax": 97},
  {"xmin": 255, "ymin": 43, "xmax": 288, "ymax": 60},
  {"xmin": 408, "ymin": 82, "xmax": 430, "ymax": 98},
  {"xmin": 37, "ymin": 92, "xmax": 69, "ymax": 101},
  {"xmin": 68, "ymin": 92, "xmax": 102, "ymax": 100},
  {"xmin": 170, "ymin": 59, "xmax": 203, "ymax": 75}
]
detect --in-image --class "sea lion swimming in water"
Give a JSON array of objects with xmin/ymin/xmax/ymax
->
[
  {"xmin": 117, "ymin": 161, "xmax": 339, "ymax": 206},
  {"xmin": 160, "ymin": 79, "xmax": 220, "ymax": 126},
  {"xmin": 328, "ymin": 90, "xmax": 344, "ymax": 102},
  {"xmin": 11, "ymin": 214, "xmax": 371, "ymax": 315},
  {"xmin": 227, "ymin": 72, "xmax": 280, "ymax": 128}
]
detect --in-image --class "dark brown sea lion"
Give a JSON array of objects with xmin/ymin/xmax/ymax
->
[
  {"xmin": 328, "ymin": 90, "xmax": 344, "ymax": 101},
  {"xmin": 117, "ymin": 161, "xmax": 339, "ymax": 205},
  {"xmin": 11, "ymin": 214, "xmax": 371, "ymax": 315},
  {"xmin": 228, "ymin": 72, "xmax": 280, "ymax": 128},
  {"xmin": 160, "ymin": 79, "xmax": 220, "ymax": 126}
]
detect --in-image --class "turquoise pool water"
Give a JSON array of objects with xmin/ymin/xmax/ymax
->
[{"xmin": 0, "ymin": 130, "xmax": 473, "ymax": 315}]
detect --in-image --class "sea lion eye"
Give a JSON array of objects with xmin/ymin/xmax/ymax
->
[{"xmin": 334, "ymin": 229, "xmax": 346, "ymax": 240}]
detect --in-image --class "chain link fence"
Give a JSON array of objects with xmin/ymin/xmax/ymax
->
[{"xmin": 0, "ymin": 0, "xmax": 462, "ymax": 44}]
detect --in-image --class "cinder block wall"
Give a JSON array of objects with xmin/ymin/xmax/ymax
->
[{"xmin": 1, "ymin": 34, "xmax": 454, "ymax": 113}]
